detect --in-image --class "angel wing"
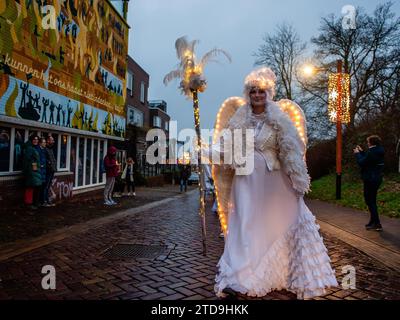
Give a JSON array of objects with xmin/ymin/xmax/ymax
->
[
  {"xmin": 212, "ymin": 97, "xmax": 246, "ymax": 236},
  {"xmin": 277, "ymin": 99, "xmax": 308, "ymax": 151}
]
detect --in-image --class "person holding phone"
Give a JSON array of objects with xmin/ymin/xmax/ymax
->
[{"xmin": 353, "ymin": 135, "xmax": 385, "ymax": 231}]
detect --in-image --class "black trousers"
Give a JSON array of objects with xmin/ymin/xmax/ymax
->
[
  {"xmin": 363, "ymin": 180, "xmax": 382, "ymax": 224},
  {"xmin": 126, "ymin": 178, "xmax": 135, "ymax": 193}
]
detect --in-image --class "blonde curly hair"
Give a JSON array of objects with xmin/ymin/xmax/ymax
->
[{"xmin": 243, "ymin": 67, "xmax": 277, "ymax": 103}]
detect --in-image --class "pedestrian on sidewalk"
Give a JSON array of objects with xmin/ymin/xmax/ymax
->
[
  {"xmin": 179, "ymin": 165, "xmax": 189, "ymax": 192},
  {"xmin": 36, "ymin": 137, "xmax": 47, "ymax": 206},
  {"xmin": 113, "ymin": 161, "xmax": 124, "ymax": 198},
  {"xmin": 22, "ymin": 135, "xmax": 42, "ymax": 210},
  {"xmin": 43, "ymin": 135, "xmax": 57, "ymax": 207},
  {"xmin": 354, "ymin": 135, "xmax": 385, "ymax": 231},
  {"xmin": 103, "ymin": 146, "xmax": 119, "ymax": 205},
  {"xmin": 121, "ymin": 157, "xmax": 136, "ymax": 196}
]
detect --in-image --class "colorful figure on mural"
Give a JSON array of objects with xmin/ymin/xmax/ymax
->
[
  {"xmin": 0, "ymin": 0, "xmax": 127, "ymax": 138},
  {"xmin": 41, "ymin": 97, "xmax": 49, "ymax": 123}
]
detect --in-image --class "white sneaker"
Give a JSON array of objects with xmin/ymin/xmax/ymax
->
[
  {"xmin": 110, "ymin": 199, "xmax": 117, "ymax": 205},
  {"xmin": 104, "ymin": 200, "xmax": 112, "ymax": 205},
  {"xmin": 133, "ymin": 192, "xmax": 136, "ymax": 196}
]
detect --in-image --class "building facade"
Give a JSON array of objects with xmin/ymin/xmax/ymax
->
[
  {"xmin": 125, "ymin": 56, "xmax": 150, "ymax": 171},
  {"xmin": 0, "ymin": 0, "xmax": 129, "ymax": 205},
  {"xmin": 149, "ymin": 100, "xmax": 170, "ymax": 134}
]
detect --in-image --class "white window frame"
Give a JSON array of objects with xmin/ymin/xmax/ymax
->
[
  {"xmin": 140, "ymin": 81, "xmax": 145, "ymax": 103},
  {"xmin": 0, "ymin": 126, "xmax": 31, "ymax": 175},
  {"xmin": 96, "ymin": 139, "xmax": 101, "ymax": 184},
  {"xmin": 153, "ymin": 116, "xmax": 161, "ymax": 128},
  {"xmin": 89, "ymin": 138, "xmax": 94, "ymax": 186},
  {"xmin": 56, "ymin": 134, "xmax": 70, "ymax": 172},
  {"xmin": 127, "ymin": 71, "xmax": 134, "ymax": 96},
  {"xmin": 127, "ymin": 106, "xmax": 144, "ymax": 127},
  {"xmin": 83, "ymin": 137, "xmax": 87, "ymax": 186}
]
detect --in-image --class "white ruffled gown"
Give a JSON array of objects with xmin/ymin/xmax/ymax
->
[{"xmin": 215, "ymin": 113, "xmax": 338, "ymax": 299}]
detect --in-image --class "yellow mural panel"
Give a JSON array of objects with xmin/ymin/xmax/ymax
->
[{"xmin": 0, "ymin": 0, "xmax": 128, "ymax": 138}]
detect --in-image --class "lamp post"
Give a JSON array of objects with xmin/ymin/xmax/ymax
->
[
  {"xmin": 302, "ymin": 60, "xmax": 350, "ymax": 200},
  {"xmin": 328, "ymin": 60, "xmax": 350, "ymax": 200},
  {"xmin": 335, "ymin": 60, "xmax": 343, "ymax": 199}
]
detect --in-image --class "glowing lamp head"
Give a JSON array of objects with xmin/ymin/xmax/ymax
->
[{"xmin": 302, "ymin": 64, "xmax": 315, "ymax": 77}]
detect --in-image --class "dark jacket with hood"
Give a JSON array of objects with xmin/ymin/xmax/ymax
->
[
  {"xmin": 22, "ymin": 141, "xmax": 42, "ymax": 187},
  {"xmin": 356, "ymin": 146, "xmax": 384, "ymax": 183},
  {"xmin": 104, "ymin": 146, "xmax": 119, "ymax": 178},
  {"xmin": 46, "ymin": 143, "xmax": 57, "ymax": 174}
]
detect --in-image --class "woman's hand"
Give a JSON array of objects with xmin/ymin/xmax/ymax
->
[{"xmin": 353, "ymin": 145, "xmax": 362, "ymax": 154}]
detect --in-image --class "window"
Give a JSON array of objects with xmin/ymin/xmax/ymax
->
[
  {"xmin": 71, "ymin": 136, "xmax": 77, "ymax": 185},
  {"xmin": 0, "ymin": 127, "xmax": 11, "ymax": 172},
  {"xmin": 127, "ymin": 72, "xmax": 133, "ymax": 96},
  {"xmin": 92, "ymin": 139, "xmax": 98, "ymax": 184},
  {"xmin": 127, "ymin": 106, "xmax": 144, "ymax": 127},
  {"xmin": 164, "ymin": 121, "xmax": 169, "ymax": 131},
  {"xmin": 73, "ymin": 137, "xmax": 106, "ymax": 188},
  {"xmin": 13, "ymin": 129, "xmax": 25, "ymax": 171},
  {"xmin": 153, "ymin": 116, "xmax": 161, "ymax": 128},
  {"xmin": 59, "ymin": 135, "xmax": 68, "ymax": 170},
  {"xmin": 85, "ymin": 139, "xmax": 92, "ymax": 186},
  {"xmin": 99, "ymin": 140, "xmax": 106, "ymax": 183},
  {"xmin": 77, "ymin": 137, "xmax": 84, "ymax": 187},
  {"xmin": 140, "ymin": 81, "xmax": 145, "ymax": 103}
]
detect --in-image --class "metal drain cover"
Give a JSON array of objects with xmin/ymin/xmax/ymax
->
[{"xmin": 103, "ymin": 244, "xmax": 169, "ymax": 259}]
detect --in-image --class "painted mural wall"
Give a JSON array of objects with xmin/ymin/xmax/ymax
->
[{"xmin": 0, "ymin": 0, "xmax": 128, "ymax": 138}]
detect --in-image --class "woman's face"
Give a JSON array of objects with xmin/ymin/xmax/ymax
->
[
  {"xmin": 249, "ymin": 87, "xmax": 267, "ymax": 108},
  {"xmin": 32, "ymin": 137, "xmax": 39, "ymax": 146},
  {"xmin": 40, "ymin": 139, "xmax": 46, "ymax": 148}
]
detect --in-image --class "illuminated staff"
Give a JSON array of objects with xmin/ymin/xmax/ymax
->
[{"xmin": 163, "ymin": 36, "xmax": 231, "ymax": 255}]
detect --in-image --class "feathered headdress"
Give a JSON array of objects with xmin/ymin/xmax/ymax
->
[{"xmin": 243, "ymin": 67, "xmax": 277, "ymax": 102}]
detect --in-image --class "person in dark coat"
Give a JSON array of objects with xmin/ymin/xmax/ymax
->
[
  {"xmin": 22, "ymin": 135, "xmax": 42, "ymax": 209},
  {"xmin": 36, "ymin": 137, "xmax": 47, "ymax": 206},
  {"xmin": 103, "ymin": 146, "xmax": 119, "ymax": 205},
  {"xmin": 179, "ymin": 165, "xmax": 190, "ymax": 192},
  {"xmin": 354, "ymin": 135, "xmax": 385, "ymax": 231},
  {"xmin": 43, "ymin": 135, "xmax": 57, "ymax": 206}
]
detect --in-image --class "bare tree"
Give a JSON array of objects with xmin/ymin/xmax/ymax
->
[
  {"xmin": 299, "ymin": 2, "xmax": 400, "ymax": 133},
  {"xmin": 254, "ymin": 23, "xmax": 306, "ymax": 100}
]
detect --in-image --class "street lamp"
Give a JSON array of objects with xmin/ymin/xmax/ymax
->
[{"xmin": 301, "ymin": 60, "xmax": 350, "ymax": 199}]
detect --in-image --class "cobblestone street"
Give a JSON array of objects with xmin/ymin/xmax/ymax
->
[{"xmin": 0, "ymin": 190, "xmax": 399, "ymax": 300}]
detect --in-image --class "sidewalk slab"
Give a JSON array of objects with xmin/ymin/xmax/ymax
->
[
  {"xmin": 306, "ymin": 199, "xmax": 400, "ymax": 272},
  {"xmin": 306, "ymin": 199, "xmax": 400, "ymax": 254}
]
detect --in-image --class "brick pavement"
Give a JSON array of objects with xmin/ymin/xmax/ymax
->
[{"xmin": 0, "ymin": 191, "xmax": 399, "ymax": 300}]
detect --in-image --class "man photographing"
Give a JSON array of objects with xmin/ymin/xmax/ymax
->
[{"xmin": 353, "ymin": 135, "xmax": 385, "ymax": 231}]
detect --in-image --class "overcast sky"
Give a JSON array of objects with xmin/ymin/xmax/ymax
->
[{"xmin": 127, "ymin": 0, "xmax": 400, "ymax": 132}]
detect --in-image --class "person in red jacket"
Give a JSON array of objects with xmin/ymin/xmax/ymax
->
[{"xmin": 103, "ymin": 146, "xmax": 119, "ymax": 205}]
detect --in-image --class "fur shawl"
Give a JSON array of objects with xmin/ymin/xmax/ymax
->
[{"xmin": 227, "ymin": 101, "xmax": 311, "ymax": 195}]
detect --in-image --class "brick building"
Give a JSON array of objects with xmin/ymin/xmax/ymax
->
[{"xmin": 0, "ymin": 1, "xmax": 129, "ymax": 205}]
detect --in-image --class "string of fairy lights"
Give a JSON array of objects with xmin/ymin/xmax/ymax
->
[
  {"xmin": 328, "ymin": 73, "xmax": 351, "ymax": 124},
  {"xmin": 191, "ymin": 90, "xmax": 207, "ymax": 249}
]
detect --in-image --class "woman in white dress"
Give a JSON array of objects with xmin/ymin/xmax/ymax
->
[{"xmin": 213, "ymin": 67, "xmax": 338, "ymax": 299}]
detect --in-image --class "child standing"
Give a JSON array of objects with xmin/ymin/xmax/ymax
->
[{"xmin": 122, "ymin": 157, "xmax": 135, "ymax": 196}]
